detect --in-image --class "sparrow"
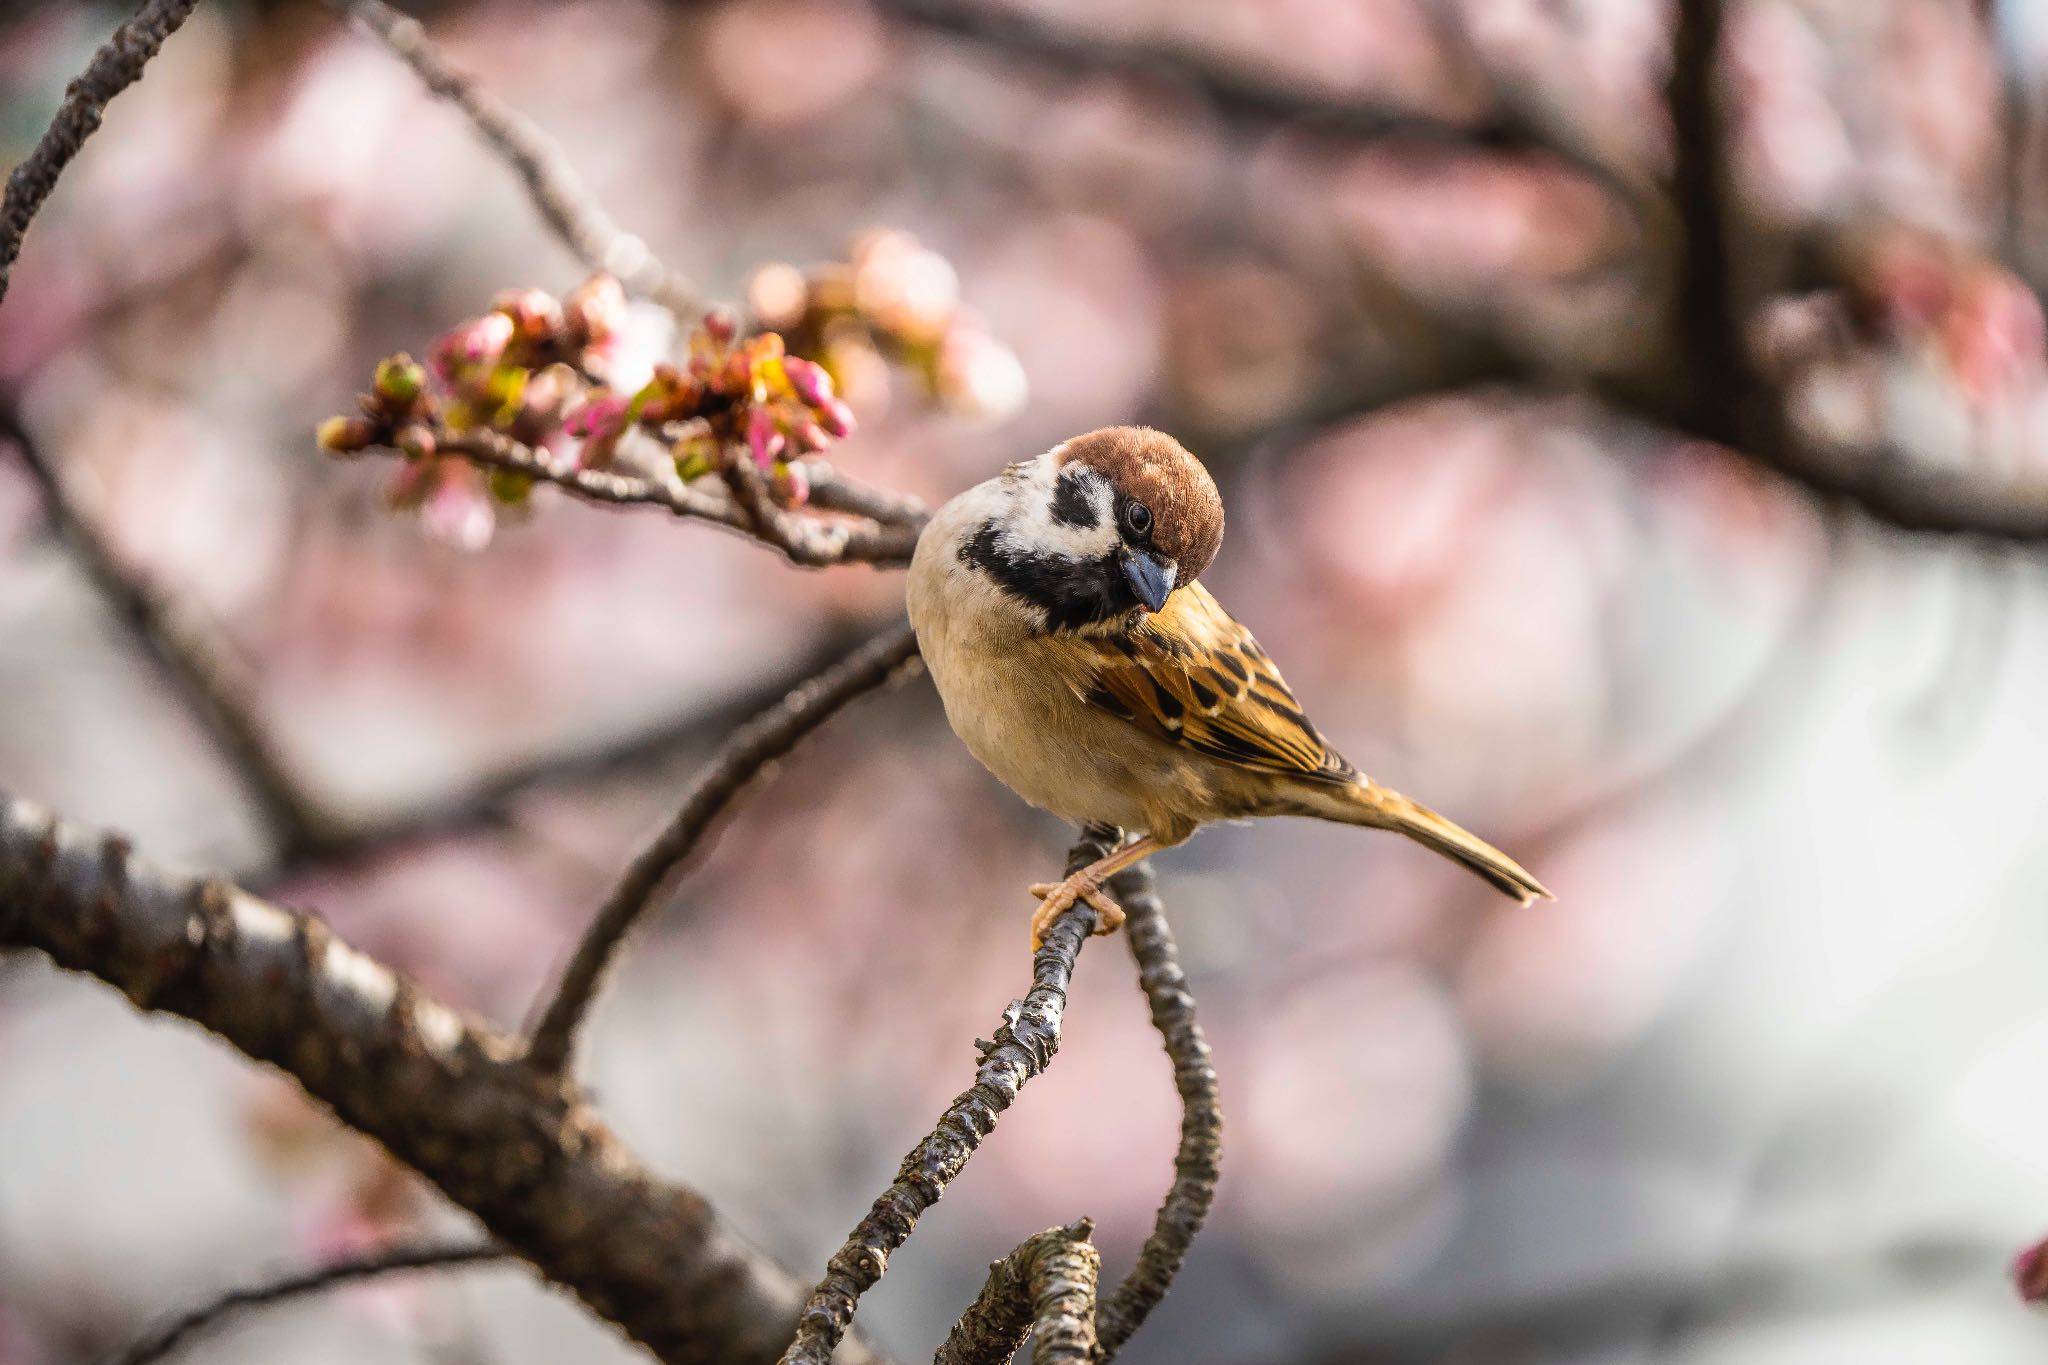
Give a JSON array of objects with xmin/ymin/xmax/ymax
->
[{"xmin": 907, "ymin": 425, "xmax": 1552, "ymax": 947}]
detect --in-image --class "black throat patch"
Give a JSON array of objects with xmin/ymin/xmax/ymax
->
[
  {"xmin": 1047, "ymin": 467, "xmax": 1100, "ymax": 529},
  {"xmin": 959, "ymin": 520, "xmax": 1136, "ymax": 632}
]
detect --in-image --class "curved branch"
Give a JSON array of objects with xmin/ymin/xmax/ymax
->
[
  {"xmin": 524, "ymin": 617, "xmax": 923, "ymax": 1074},
  {"xmin": 0, "ymin": 0, "xmax": 201, "ymax": 306},
  {"xmin": 1095, "ymin": 861, "xmax": 1220, "ymax": 1357},
  {"xmin": 0, "ymin": 408, "xmax": 331, "ymax": 859},
  {"xmin": 115, "ymin": 1243, "xmax": 507, "ymax": 1365},
  {"xmin": 327, "ymin": 0, "xmax": 701, "ymax": 315},
  {"xmin": 0, "ymin": 789, "xmax": 886, "ymax": 1365},
  {"xmin": 778, "ymin": 829, "xmax": 1122, "ymax": 1365}
]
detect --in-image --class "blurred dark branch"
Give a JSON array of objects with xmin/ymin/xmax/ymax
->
[
  {"xmin": 777, "ymin": 829, "xmax": 1120, "ymax": 1365},
  {"xmin": 934, "ymin": 1219, "xmax": 1100, "ymax": 1365},
  {"xmin": 0, "ymin": 0, "xmax": 200, "ymax": 307},
  {"xmin": 1654, "ymin": 5, "xmax": 2048, "ymax": 539},
  {"xmin": 524, "ymin": 617, "xmax": 923, "ymax": 1075},
  {"xmin": 115, "ymin": 1243, "xmax": 507, "ymax": 1365},
  {"xmin": 875, "ymin": 0, "xmax": 1642, "ymax": 203},
  {"xmin": 343, "ymin": 425, "xmax": 925, "ymax": 566},
  {"xmin": 242, "ymin": 617, "xmax": 890, "ymax": 886},
  {"xmin": 327, "ymin": 0, "xmax": 701, "ymax": 314},
  {"xmin": 1666, "ymin": 0, "xmax": 1754, "ymax": 450},
  {"xmin": 0, "ymin": 407, "xmax": 333, "ymax": 858},
  {"xmin": 1094, "ymin": 860, "xmax": 1220, "ymax": 1357},
  {"xmin": 0, "ymin": 790, "xmax": 888, "ymax": 1365}
]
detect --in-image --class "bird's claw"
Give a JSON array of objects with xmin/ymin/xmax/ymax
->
[{"xmin": 1028, "ymin": 878, "xmax": 1126, "ymax": 949}]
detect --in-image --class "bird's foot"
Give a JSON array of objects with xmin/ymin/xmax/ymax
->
[{"xmin": 1028, "ymin": 874, "xmax": 1126, "ymax": 949}]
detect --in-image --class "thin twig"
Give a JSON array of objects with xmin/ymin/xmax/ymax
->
[
  {"xmin": 243, "ymin": 618, "xmax": 890, "ymax": 886},
  {"xmin": 778, "ymin": 829, "xmax": 1122, "ymax": 1365},
  {"xmin": 1094, "ymin": 860, "xmax": 1219, "ymax": 1358},
  {"xmin": 365, "ymin": 425, "xmax": 924, "ymax": 567},
  {"xmin": 113, "ymin": 1244, "xmax": 507, "ymax": 1365},
  {"xmin": 0, "ymin": 0, "xmax": 201, "ymax": 306},
  {"xmin": 523, "ymin": 618, "xmax": 924, "ymax": 1074},
  {"xmin": 327, "ymin": 0, "xmax": 700, "ymax": 314},
  {"xmin": 0, "ymin": 407, "xmax": 331, "ymax": 857}
]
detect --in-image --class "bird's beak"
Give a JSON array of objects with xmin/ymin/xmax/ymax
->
[{"xmin": 1120, "ymin": 550, "xmax": 1176, "ymax": 613}]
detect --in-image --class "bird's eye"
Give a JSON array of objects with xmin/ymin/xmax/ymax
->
[{"xmin": 1123, "ymin": 501, "xmax": 1153, "ymax": 537}]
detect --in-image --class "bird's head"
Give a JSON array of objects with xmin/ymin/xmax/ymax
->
[{"xmin": 957, "ymin": 426, "xmax": 1224, "ymax": 632}]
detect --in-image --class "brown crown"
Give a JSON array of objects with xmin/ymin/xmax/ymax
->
[{"xmin": 1056, "ymin": 426, "xmax": 1224, "ymax": 581}]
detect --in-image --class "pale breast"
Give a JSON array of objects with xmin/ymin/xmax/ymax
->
[{"xmin": 909, "ymin": 512, "xmax": 1212, "ymax": 836}]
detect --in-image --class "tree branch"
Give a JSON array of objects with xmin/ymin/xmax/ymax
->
[
  {"xmin": 0, "ymin": 789, "xmax": 887, "ymax": 1365},
  {"xmin": 875, "ymin": 0, "xmax": 1640, "ymax": 202},
  {"xmin": 1094, "ymin": 860, "xmax": 1219, "ymax": 1357},
  {"xmin": 0, "ymin": 0, "xmax": 201, "ymax": 307},
  {"xmin": 326, "ymin": 0, "xmax": 701, "ymax": 315},
  {"xmin": 352, "ymin": 424, "xmax": 924, "ymax": 568},
  {"xmin": 777, "ymin": 829, "xmax": 1122, "ymax": 1365},
  {"xmin": 114, "ymin": 1243, "xmax": 507, "ymax": 1365},
  {"xmin": 932, "ymin": 1220, "xmax": 1101, "ymax": 1365},
  {"xmin": 241, "ymin": 617, "xmax": 893, "ymax": 886},
  {"xmin": 0, "ymin": 406, "xmax": 333, "ymax": 858},
  {"xmin": 1666, "ymin": 0, "xmax": 1753, "ymax": 450},
  {"xmin": 524, "ymin": 617, "xmax": 923, "ymax": 1074},
  {"xmin": 1020, "ymin": 1226, "xmax": 1101, "ymax": 1365}
]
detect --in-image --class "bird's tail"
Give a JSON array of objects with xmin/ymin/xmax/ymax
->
[{"xmin": 1313, "ymin": 778, "xmax": 1552, "ymax": 905}]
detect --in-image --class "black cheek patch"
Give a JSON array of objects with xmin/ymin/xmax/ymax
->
[
  {"xmin": 959, "ymin": 521, "xmax": 1137, "ymax": 632},
  {"xmin": 1049, "ymin": 469, "xmax": 1100, "ymax": 529}
]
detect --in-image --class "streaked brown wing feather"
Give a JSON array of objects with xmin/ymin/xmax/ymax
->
[{"xmin": 1070, "ymin": 582, "xmax": 1349, "ymax": 781}]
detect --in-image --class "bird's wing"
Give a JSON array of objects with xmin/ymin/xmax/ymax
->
[{"xmin": 1066, "ymin": 581, "xmax": 1350, "ymax": 781}]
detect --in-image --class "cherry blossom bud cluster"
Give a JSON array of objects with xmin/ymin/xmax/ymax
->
[{"xmin": 318, "ymin": 274, "xmax": 861, "ymax": 545}]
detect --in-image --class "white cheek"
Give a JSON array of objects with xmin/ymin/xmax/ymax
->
[{"xmin": 1005, "ymin": 457, "xmax": 1120, "ymax": 561}]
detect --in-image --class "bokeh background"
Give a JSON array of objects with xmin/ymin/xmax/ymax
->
[{"xmin": 8, "ymin": 0, "xmax": 2048, "ymax": 1361}]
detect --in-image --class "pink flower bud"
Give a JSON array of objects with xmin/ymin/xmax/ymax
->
[
  {"xmin": 565, "ymin": 390, "xmax": 630, "ymax": 440},
  {"xmin": 396, "ymin": 425, "xmax": 437, "ymax": 460},
  {"xmin": 790, "ymin": 419, "xmax": 830, "ymax": 453},
  {"xmin": 702, "ymin": 307, "xmax": 739, "ymax": 344},
  {"xmin": 520, "ymin": 363, "xmax": 577, "ymax": 421},
  {"xmin": 817, "ymin": 395, "xmax": 857, "ymax": 438},
  {"xmin": 782, "ymin": 355, "xmax": 836, "ymax": 408},
  {"xmin": 492, "ymin": 287, "xmax": 563, "ymax": 340},
  {"xmin": 564, "ymin": 275, "xmax": 627, "ymax": 344},
  {"xmin": 316, "ymin": 415, "xmax": 378, "ymax": 454},
  {"xmin": 773, "ymin": 460, "xmax": 811, "ymax": 507},
  {"xmin": 747, "ymin": 406, "xmax": 786, "ymax": 468},
  {"xmin": 672, "ymin": 433, "xmax": 718, "ymax": 481},
  {"xmin": 432, "ymin": 312, "xmax": 515, "ymax": 382},
  {"xmin": 2016, "ymin": 1240, "xmax": 2048, "ymax": 1303},
  {"xmin": 372, "ymin": 355, "xmax": 426, "ymax": 406}
]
